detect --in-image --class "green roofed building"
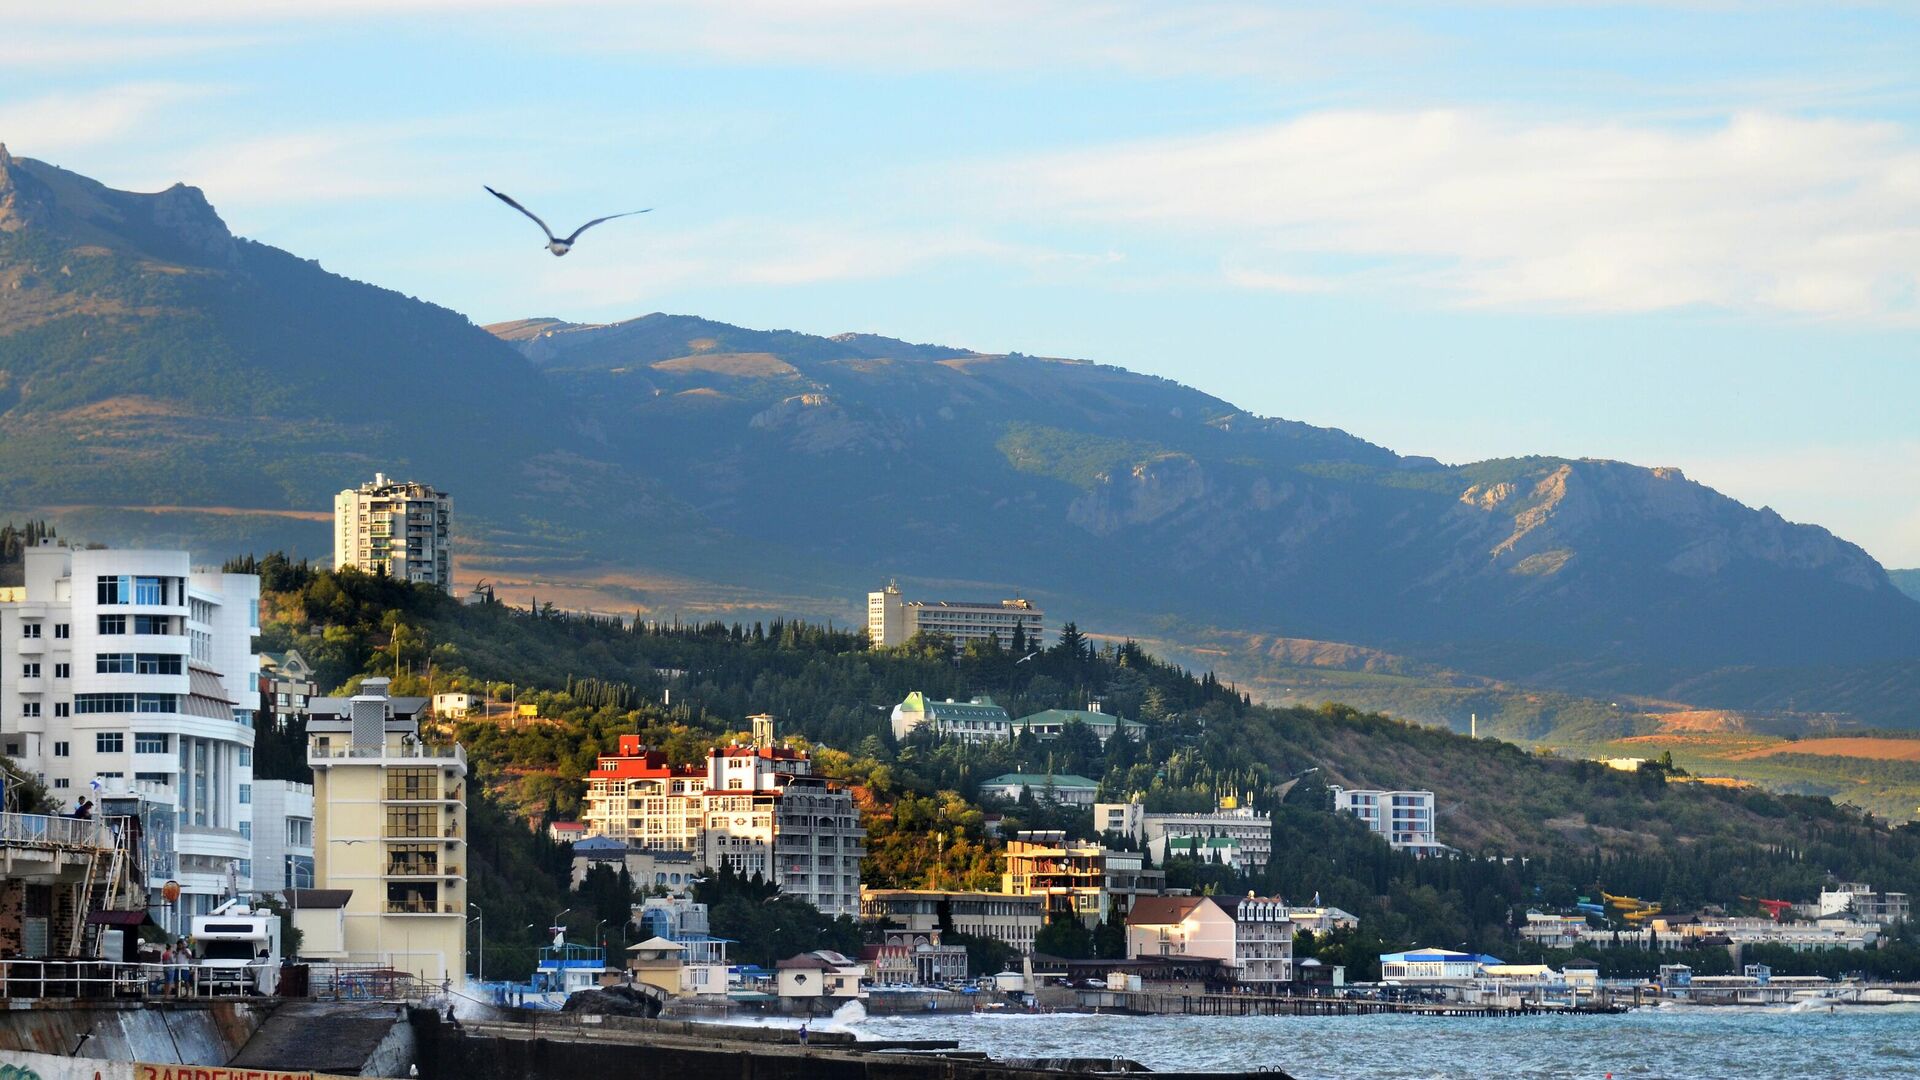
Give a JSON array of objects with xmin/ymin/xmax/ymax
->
[
  {"xmin": 890, "ymin": 691, "xmax": 1013, "ymax": 744},
  {"xmin": 1159, "ymin": 834, "xmax": 1246, "ymax": 870},
  {"xmin": 979, "ymin": 773, "xmax": 1101, "ymax": 807},
  {"xmin": 1011, "ymin": 702, "xmax": 1145, "ymax": 746}
]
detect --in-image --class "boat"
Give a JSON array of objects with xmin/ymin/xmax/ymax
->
[{"xmin": 478, "ymin": 926, "xmax": 611, "ymax": 1010}]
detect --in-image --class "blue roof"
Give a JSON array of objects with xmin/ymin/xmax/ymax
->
[
  {"xmin": 1382, "ymin": 949, "xmax": 1505, "ymax": 965},
  {"xmin": 573, "ymin": 836, "xmax": 625, "ymax": 852}
]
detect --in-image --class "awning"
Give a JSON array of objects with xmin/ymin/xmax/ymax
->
[{"xmin": 86, "ymin": 910, "xmax": 155, "ymax": 927}]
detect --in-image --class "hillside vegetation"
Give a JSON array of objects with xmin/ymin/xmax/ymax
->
[{"xmin": 241, "ymin": 556, "xmax": 1920, "ymax": 980}]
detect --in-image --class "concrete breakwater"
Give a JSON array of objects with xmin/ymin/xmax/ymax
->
[
  {"xmin": 409, "ymin": 1008, "xmax": 1297, "ymax": 1080},
  {"xmin": 0, "ymin": 1001, "xmax": 267, "ymax": 1064}
]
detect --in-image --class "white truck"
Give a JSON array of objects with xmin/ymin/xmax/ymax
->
[{"xmin": 190, "ymin": 899, "xmax": 282, "ymax": 995}]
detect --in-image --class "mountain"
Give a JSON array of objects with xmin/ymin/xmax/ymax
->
[
  {"xmin": 1894, "ymin": 569, "xmax": 1920, "ymax": 602},
  {"xmin": 3, "ymin": 149, "xmax": 1918, "ymax": 724}
]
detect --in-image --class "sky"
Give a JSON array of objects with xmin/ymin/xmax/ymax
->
[{"xmin": 4, "ymin": 1, "xmax": 1919, "ymax": 564}]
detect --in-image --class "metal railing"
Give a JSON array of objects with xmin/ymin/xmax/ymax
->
[
  {"xmin": 0, "ymin": 959, "xmax": 274, "ymax": 1000},
  {"xmin": 310, "ymin": 744, "xmax": 466, "ymax": 764},
  {"xmin": 0, "ymin": 812, "xmax": 111, "ymax": 849}
]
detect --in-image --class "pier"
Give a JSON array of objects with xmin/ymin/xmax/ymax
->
[{"xmin": 1063, "ymin": 989, "xmax": 1625, "ymax": 1018}]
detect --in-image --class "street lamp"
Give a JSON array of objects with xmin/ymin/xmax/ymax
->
[{"xmin": 468, "ymin": 903, "xmax": 484, "ymax": 982}]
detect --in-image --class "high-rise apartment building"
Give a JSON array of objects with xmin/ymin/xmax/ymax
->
[
  {"xmin": 307, "ymin": 678, "xmax": 468, "ymax": 985},
  {"xmin": 1002, "ymin": 831, "xmax": 1164, "ymax": 929},
  {"xmin": 334, "ymin": 474, "xmax": 453, "ymax": 591},
  {"xmin": 0, "ymin": 543, "xmax": 260, "ymax": 933},
  {"xmin": 867, "ymin": 582, "xmax": 1043, "ymax": 650},
  {"xmin": 250, "ymin": 779, "xmax": 315, "ymax": 892},
  {"xmin": 581, "ymin": 716, "xmax": 865, "ymax": 917},
  {"xmin": 1329, "ymin": 786, "xmax": 1448, "ymax": 855}
]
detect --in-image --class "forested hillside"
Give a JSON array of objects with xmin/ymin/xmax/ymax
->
[{"xmin": 241, "ymin": 555, "xmax": 1920, "ymax": 980}]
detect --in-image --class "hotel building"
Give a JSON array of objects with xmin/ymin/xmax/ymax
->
[{"xmin": 334, "ymin": 474, "xmax": 453, "ymax": 591}]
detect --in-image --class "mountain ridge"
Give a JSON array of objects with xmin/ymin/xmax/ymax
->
[{"xmin": 2, "ymin": 150, "xmax": 1916, "ymax": 725}]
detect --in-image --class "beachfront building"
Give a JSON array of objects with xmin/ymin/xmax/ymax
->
[
  {"xmin": 569, "ymin": 835, "xmax": 699, "ymax": 894},
  {"xmin": 1379, "ymin": 948, "xmax": 1503, "ymax": 983},
  {"xmin": 579, "ymin": 716, "xmax": 864, "ymax": 916},
  {"xmin": 1011, "ymin": 703, "xmax": 1145, "ymax": 746},
  {"xmin": 334, "ymin": 474, "xmax": 453, "ymax": 591},
  {"xmin": 0, "ymin": 543, "xmax": 261, "ymax": 933},
  {"xmin": 1330, "ymin": 786, "xmax": 1449, "ymax": 855},
  {"xmin": 775, "ymin": 950, "xmax": 865, "ymax": 1000},
  {"xmin": 1003, "ymin": 832, "xmax": 1164, "ymax": 928},
  {"xmin": 1125, "ymin": 895, "xmax": 1295, "ymax": 989},
  {"xmin": 889, "ymin": 693, "xmax": 1013, "ymax": 744},
  {"xmin": 630, "ymin": 895, "xmax": 729, "ymax": 995},
  {"xmin": 860, "ymin": 888, "xmax": 1046, "ymax": 955},
  {"xmin": 867, "ymin": 582, "xmax": 1044, "ymax": 650},
  {"xmin": 1096, "ymin": 796, "xmax": 1274, "ymax": 873},
  {"xmin": 979, "ymin": 772, "xmax": 1100, "ymax": 807},
  {"xmin": 307, "ymin": 677, "xmax": 468, "ymax": 986},
  {"xmin": 1818, "ymin": 883, "xmax": 1909, "ymax": 928}
]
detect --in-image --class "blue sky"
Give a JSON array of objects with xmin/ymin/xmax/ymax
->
[{"xmin": 5, "ymin": 1, "xmax": 1918, "ymax": 564}]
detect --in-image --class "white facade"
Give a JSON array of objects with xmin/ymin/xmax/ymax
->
[
  {"xmin": 251, "ymin": 779, "xmax": 315, "ymax": 892},
  {"xmin": 0, "ymin": 544, "xmax": 259, "ymax": 933},
  {"xmin": 1097, "ymin": 798, "xmax": 1275, "ymax": 873},
  {"xmin": 1126, "ymin": 895, "xmax": 1293, "ymax": 988},
  {"xmin": 1818, "ymin": 883, "xmax": 1909, "ymax": 928},
  {"xmin": 1330, "ymin": 786, "xmax": 1447, "ymax": 854},
  {"xmin": 867, "ymin": 582, "xmax": 1043, "ymax": 650},
  {"xmin": 334, "ymin": 474, "xmax": 453, "ymax": 591}
]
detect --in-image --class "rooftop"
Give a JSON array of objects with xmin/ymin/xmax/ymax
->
[{"xmin": 982, "ymin": 773, "xmax": 1099, "ymax": 789}]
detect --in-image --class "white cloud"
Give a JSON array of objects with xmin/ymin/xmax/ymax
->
[
  {"xmin": 990, "ymin": 109, "xmax": 1920, "ymax": 320},
  {"xmin": 0, "ymin": 84, "xmax": 209, "ymax": 156}
]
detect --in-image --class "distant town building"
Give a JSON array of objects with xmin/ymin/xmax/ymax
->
[
  {"xmin": 1379, "ymin": 948, "xmax": 1502, "ymax": 982},
  {"xmin": 1818, "ymin": 883, "xmax": 1909, "ymax": 928},
  {"xmin": 1126, "ymin": 895, "xmax": 1295, "ymax": 989},
  {"xmin": 775, "ymin": 950, "xmax": 865, "ymax": 999},
  {"xmin": 580, "ymin": 716, "xmax": 864, "ymax": 916},
  {"xmin": 0, "ymin": 543, "xmax": 261, "ymax": 932},
  {"xmin": 334, "ymin": 474, "xmax": 453, "ymax": 591},
  {"xmin": 259, "ymin": 649, "xmax": 316, "ymax": 732},
  {"xmin": 433, "ymin": 692, "xmax": 479, "ymax": 719},
  {"xmin": 980, "ymin": 772, "xmax": 1101, "ymax": 807},
  {"xmin": 867, "ymin": 582, "xmax": 1043, "ymax": 650},
  {"xmin": 863, "ymin": 928, "xmax": 968, "ymax": 985},
  {"xmin": 1519, "ymin": 911, "xmax": 1591, "ymax": 949},
  {"xmin": 890, "ymin": 693, "xmax": 1012, "ymax": 744},
  {"xmin": 1279, "ymin": 905, "xmax": 1361, "ymax": 934},
  {"xmin": 548, "ymin": 820, "xmax": 586, "ymax": 844},
  {"xmin": 860, "ymin": 888, "xmax": 1046, "ymax": 955},
  {"xmin": 569, "ymin": 835, "xmax": 699, "ymax": 895},
  {"xmin": 307, "ymin": 677, "xmax": 468, "ymax": 986},
  {"xmin": 1003, "ymin": 831, "xmax": 1164, "ymax": 928},
  {"xmin": 1330, "ymin": 786, "xmax": 1449, "ymax": 855},
  {"xmin": 250, "ymin": 779, "xmax": 316, "ymax": 892},
  {"xmin": 1096, "ymin": 796, "xmax": 1274, "ymax": 873},
  {"xmin": 630, "ymin": 895, "xmax": 729, "ymax": 995},
  {"xmin": 1011, "ymin": 702, "xmax": 1145, "ymax": 745},
  {"xmin": 1160, "ymin": 835, "xmax": 1245, "ymax": 869}
]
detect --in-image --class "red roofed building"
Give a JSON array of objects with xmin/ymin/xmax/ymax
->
[{"xmin": 581, "ymin": 715, "xmax": 864, "ymax": 917}]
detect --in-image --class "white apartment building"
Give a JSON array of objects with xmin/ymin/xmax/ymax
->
[
  {"xmin": 581, "ymin": 716, "xmax": 864, "ymax": 917},
  {"xmin": 1330, "ymin": 786, "xmax": 1449, "ymax": 855},
  {"xmin": 1126, "ymin": 894, "xmax": 1294, "ymax": 988},
  {"xmin": 250, "ymin": 779, "xmax": 315, "ymax": 892},
  {"xmin": 1818, "ymin": 883, "xmax": 1909, "ymax": 928},
  {"xmin": 1097, "ymin": 797, "xmax": 1275, "ymax": 873},
  {"xmin": 0, "ymin": 544, "xmax": 260, "ymax": 932},
  {"xmin": 334, "ymin": 474, "xmax": 453, "ymax": 591},
  {"xmin": 890, "ymin": 692, "xmax": 1013, "ymax": 744},
  {"xmin": 867, "ymin": 582, "xmax": 1043, "ymax": 650}
]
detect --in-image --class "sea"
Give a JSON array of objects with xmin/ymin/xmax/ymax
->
[{"xmin": 854, "ymin": 1005, "xmax": 1920, "ymax": 1079}]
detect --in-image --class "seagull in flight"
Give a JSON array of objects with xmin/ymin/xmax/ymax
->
[{"xmin": 485, "ymin": 186, "xmax": 650, "ymax": 256}]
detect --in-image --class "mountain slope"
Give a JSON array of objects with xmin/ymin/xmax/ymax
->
[
  {"xmin": 1, "ymin": 149, "xmax": 1915, "ymax": 725},
  {"xmin": 1894, "ymin": 569, "xmax": 1920, "ymax": 602}
]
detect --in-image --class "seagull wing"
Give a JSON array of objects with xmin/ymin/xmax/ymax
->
[
  {"xmin": 485, "ymin": 186, "xmax": 557, "ymax": 242},
  {"xmin": 562, "ymin": 209, "xmax": 652, "ymax": 245}
]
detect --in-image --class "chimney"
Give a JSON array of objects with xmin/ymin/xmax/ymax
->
[{"xmin": 351, "ymin": 677, "xmax": 392, "ymax": 749}]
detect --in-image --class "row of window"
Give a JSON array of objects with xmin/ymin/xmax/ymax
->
[
  {"xmin": 74, "ymin": 693, "xmax": 178, "ymax": 714},
  {"xmin": 96, "ymin": 575, "xmax": 173, "ymax": 606},
  {"xmin": 93, "ymin": 653, "xmax": 184, "ymax": 675},
  {"xmin": 17, "ymin": 623, "xmax": 71, "ymax": 640},
  {"xmin": 98, "ymin": 614, "xmax": 173, "ymax": 635}
]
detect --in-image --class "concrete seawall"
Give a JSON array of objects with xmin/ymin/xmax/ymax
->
[{"xmin": 0, "ymin": 1002, "xmax": 267, "ymax": 1064}]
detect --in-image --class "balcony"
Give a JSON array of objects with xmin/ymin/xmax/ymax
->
[
  {"xmin": 0, "ymin": 812, "xmax": 110, "ymax": 850},
  {"xmin": 309, "ymin": 743, "xmax": 466, "ymax": 767},
  {"xmin": 17, "ymin": 638, "xmax": 44, "ymax": 655}
]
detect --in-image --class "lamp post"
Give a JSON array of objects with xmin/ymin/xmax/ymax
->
[{"xmin": 468, "ymin": 903, "xmax": 484, "ymax": 982}]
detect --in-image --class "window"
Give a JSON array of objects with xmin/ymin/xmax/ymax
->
[
  {"xmin": 135, "ymin": 694, "xmax": 174, "ymax": 714},
  {"xmin": 53, "ymin": 703, "xmax": 68, "ymax": 718},
  {"xmin": 53, "ymin": 778, "xmax": 69, "ymax": 790},
  {"xmin": 238, "ymin": 747, "xmax": 252, "ymax": 767},
  {"xmin": 96, "ymin": 733, "xmax": 124, "ymax": 753},
  {"xmin": 53, "ymin": 742, "xmax": 69, "ymax": 758},
  {"xmin": 53, "ymin": 624, "xmax": 68, "ymax": 640},
  {"xmin": 97, "ymin": 615, "xmax": 126, "ymax": 635},
  {"xmin": 133, "ymin": 615, "xmax": 170, "ymax": 635},
  {"xmin": 238, "ymin": 783, "xmax": 252, "ymax": 805},
  {"xmin": 134, "ymin": 733, "xmax": 169, "ymax": 754},
  {"xmin": 22, "ymin": 663, "xmax": 39, "ymax": 678},
  {"xmin": 239, "ymin": 821, "xmax": 251, "ymax": 840},
  {"xmin": 134, "ymin": 577, "xmax": 164, "ymax": 606},
  {"xmin": 96, "ymin": 654, "xmax": 134, "ymax": 674},
  {"xmin": 20, "ymin": 703, "xmax": 39, "ymax": 718},
  {"xmin": 96, "ymin": 771, "xmax": 123, "ymax": 781},
  {"xmin": 135, "ymin": 772, "xmax": 172, "ymax": 787},
  {"xmin": 97, "ymin": 576, "xmax": 131, "ymax": 605},
  {"xmin": 386, "ymin": 843, "xmax": 439, "ymax": 875},
  {"xmin": 53, "ymin": 663, "xmax": 69, "ymax": 680},
  {"xmin": 134, "ymin": 654, "xmax": 183, "ymax": 675},
  {"xmin": 386, "ymin": 767, "xmax": 438, "ymax": 801},
  {"xmin": 385, "ymin": 807, "xmax": 438, "ymax": 838},
  {"xmin": 20, "ymin": 623, "xmax": 40, "ymax": 639},
  {"xmin": 287, "ymin": 819, "xmax": 311, "ymax": 846}
]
